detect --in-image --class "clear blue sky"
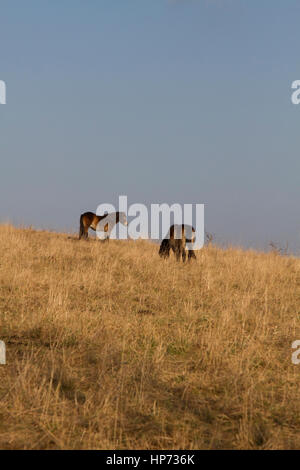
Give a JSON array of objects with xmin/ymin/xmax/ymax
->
[{"xmin": 1, "ymin": 0, "xmax": 299, "ymax": 252}]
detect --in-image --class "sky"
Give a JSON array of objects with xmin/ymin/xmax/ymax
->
[{"xmin": 0, "ymin": 0, "xmax": 300, "ymax": 253}]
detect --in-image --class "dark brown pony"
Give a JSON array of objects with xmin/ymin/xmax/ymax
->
[
  {"xmin": 159, "ymin": 224, "xmax": 196, "ymax": 262},
  {"xmin": 79, "ymin": 211, "xmax": 127, "ymax": 240}
]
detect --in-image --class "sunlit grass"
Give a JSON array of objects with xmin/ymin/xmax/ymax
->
[{"xmin": 0, "ymin": 224, "xmax": 299, "ymax": 449}]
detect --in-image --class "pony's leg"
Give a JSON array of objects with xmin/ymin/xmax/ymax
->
[
  {"xmin": 169, "ymin": 243, "xmax": 176, "ymax": 259},
  {"xmin": 80, "ymin": 224, "xmax": 89, "ymax": 240},
  {"xmin": 182, "ymin": 248, "xmax": 187, "ymax": 263},
  {"xmin": 164, "ymin": 243, "xmax": 170, "ymax": 258},
  {"xmin": 174, "ymin": 241, "xmax": 181, "ymax": 262},
  {"xmin": 83, "ymin": 224, "xmax": 89, "ymax": 240},
  {"xmin": 79, "ymin": 215, "xmax": 85, "ymax": 240},
  {"xmin": 188, "ymin": 250, "xmax": 196, "ymax": 261}
]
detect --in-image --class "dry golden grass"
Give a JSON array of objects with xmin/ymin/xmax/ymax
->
[{"xmin": 0, "ymin": 223, "xmax": 300, "ymax": 450}]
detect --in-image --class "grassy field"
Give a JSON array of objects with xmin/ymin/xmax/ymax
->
[{"xmin": 0, "ymin": 223, "xmax": 299, "ymax": 450}]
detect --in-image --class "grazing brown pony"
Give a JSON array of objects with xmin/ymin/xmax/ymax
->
[
  {"xmin": 79, "ymin": 211, "xmax": 127, "ymax": 240},
  {"xmin": 159, "ymin": 224, "xmax": 196, "ymax": 262}
]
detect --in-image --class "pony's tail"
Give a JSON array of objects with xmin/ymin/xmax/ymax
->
[{"xmin": 79, "ymin": 214, "xmax": 85, "ymax": 239}]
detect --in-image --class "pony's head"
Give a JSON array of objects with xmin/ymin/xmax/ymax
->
[{"xmin": 159, "ymin": 238, "xmax": 170, "ymax": 258}]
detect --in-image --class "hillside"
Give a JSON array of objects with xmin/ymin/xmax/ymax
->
[{"xmin": 0, "ymin": 224, "xmax": 299, "ymax": 449}]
